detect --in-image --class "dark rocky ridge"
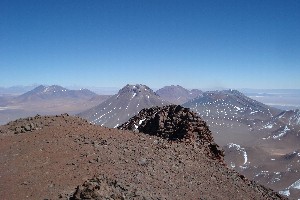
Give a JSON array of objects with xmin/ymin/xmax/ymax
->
[{"xmin": 119, "ymin": 105, "xmax": 224, "ymax": 161}]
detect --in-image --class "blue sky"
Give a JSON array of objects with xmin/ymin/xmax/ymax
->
[{"xmin": 1, "ymin": 0, "xmax": 299, "ymax": 89}]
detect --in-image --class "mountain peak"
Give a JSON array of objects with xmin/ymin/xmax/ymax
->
[
  {"xmin": 78, "ymin": 84, "xmax": 170, "ymax": 128},
  {"xmin": 156, "ymin": 85, "xmax": 202, "ymax": 104},
  {"xmin": 118, "ymin": 84, "xmax": 155, "ymax": 96},
  {"xmin": 14, "ymin": 85, "xmax": 96, "ymax": 102}
]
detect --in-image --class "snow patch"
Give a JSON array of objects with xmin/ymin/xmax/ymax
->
[
  {"xmin": 227, "ymin": 143, "xmax": 248, "ymax": 165},
  {"xmin": 279, "ymin": 190, "xmax": 290, "ymax": 197},
  {"xmin": 250, "ymin": 111, "xmax": 258, "ymax": 115},
  {"xmin": 230, "ymin": 162, "xmax": 236, "ymax": 168},
  {"xmin": 264, "ymin": 123, "xmax": 273, "ymax": 129},
  {"xmin": 43, "ymin": 87, "xmax": 49, "ymax": 93},
  {"xmin": 272, "ymin": 125, "xmax": 290, "ymax": 139},
  {"xmin": 235, "ymin": 106, "xmax": 241, "ymax": 111},
  {"xmin": 290, "ymin": 179, "xmax": 300, "ymax": 189},
  {"xmin": 139, "ymin": 119, "xmax": 146, "ymax": 125},
  {"xmin": 279, "ymin": 178, "xmax": 300, "ymax": 197}
]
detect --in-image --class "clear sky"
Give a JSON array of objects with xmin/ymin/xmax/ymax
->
[{"xmin": 1, "ymin": 0, "xmax": 299, "ymax": 89}]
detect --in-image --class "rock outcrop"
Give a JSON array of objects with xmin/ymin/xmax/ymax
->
[{"xmin": 119, "ymin": 105, "xmax": 224, "ymax": 161}]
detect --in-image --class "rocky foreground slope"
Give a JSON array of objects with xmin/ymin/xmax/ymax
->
[{"xmin": 0, "ymin": 107, "xmax": 286, "ymax": 199}]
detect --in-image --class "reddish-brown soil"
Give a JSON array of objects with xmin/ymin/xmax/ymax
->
[{"xmin": 0, "ymin": 114, "xmax": 286, "ymax": 199}]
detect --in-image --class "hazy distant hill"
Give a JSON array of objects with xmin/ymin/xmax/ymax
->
[
  {"xmin": 13, "ymin": 85, "xmax": 97, "ymax": 102},
  {"xmin": 0, "ymin": 85, "xmax": 37, "ymax": 95},
  {"xmin": 0, "ymin": 85, "xmax": 109, "ymax": 125},
  {"xmin": 78, "ymin": 84, "xmax": 171, "ymax": 128},
  {"xmin": 156, "ymin": 85, "xmax": 202, "ymax": 104}
]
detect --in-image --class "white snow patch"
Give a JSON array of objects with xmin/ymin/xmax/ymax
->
[
  {"xmin": 132, "ymin": 93, "xmax": 137, "ymax": 98},
  {"xmin": 272, "ymin": 125, "xmax": 290, "ymax": 139},
  {"xmin": 139, "ymin": 119, "xmax": 146, "ymax": 125},
  {"xmin": 264, "ymin": 123, "xmax": 273, "ymax": 129},
  {"xmin": 113, "ymin": 124, "xmax": 119, "ymax": 128},
  {"xmin": 290, "ymin": 179, "xmax": 300, "ymax": 189},
  {"xmin": 235, "ymin": 106, "xmax": 241, "ymax": 111},
  {"xmin": 279, "ymin": 178, "xmax": 300, "ymax": 197},
  {"xmin": 228, "ymin": 143, "xmax": 248, "ymax": 165},
  {"xmin": 279, "ymin": 190, "xmax": 290, "ymax": 197},
  {"xmin": 43, "ymin": 87, "xmax": 49, "ymax": 93},
  {"xmin": 230, "ymin": 162, "xmax": 236, "ymax": 168}
]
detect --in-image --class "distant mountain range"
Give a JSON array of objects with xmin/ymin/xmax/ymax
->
[
  {"xmin": 0, "ymin": 85, "xmax": 110, "ymax": 125},
  {"xmin": 78, "ymin": 84, "xmax": 171, "ymax": 128},
  {"xmin": 156, "ymin": 85, "xmax": 202, "ymax": 104},
  {"xmin": 1, "ymin": 83, "xmax": 300, "ymax": 198}
]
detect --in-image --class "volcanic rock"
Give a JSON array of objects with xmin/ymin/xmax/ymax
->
[{"xmin": 119, "ymin": 105, "xmax": 224, "ymax": 161}]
